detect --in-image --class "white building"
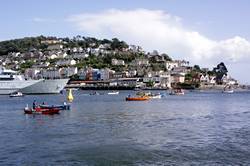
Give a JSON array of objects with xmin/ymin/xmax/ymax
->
[
  {"xmin": 57, "ymin": 52, "xmax": 68, "ymax": 59},
  {"xmin": 165, "ymin": 60, "xmax": 189, "ymax": 71},
  {"xmin": 143, "ymin": 72, "xmax": 171, "ymax": 88},
  {"xmin": 165, "ymin": 61, "xmax": 179, "ymax": 71},
  {"xmin": 210, "ymin": 76, "xmax": 216, "ymax": 84},
  {"xmin": 72, "ymin": 53, "xmax": 89, "ymax": 59},
  {"xmin": 200, "ymin": 74, "xmax": 210, "ymax": 83},
  {"xmin": 222, "ymin": 74, "xmax": 237, "ymax": 85},
  {"xmin": 56, "ymin": 59, "xmax": 76, "ymax": 66},
  {"xmin": 112, "ymin": 59, "xmax": 125, "ymax": 66},
  {"xmin": 171, "ymin": 73, "xmax": 185, "ymax": 83},
  {"xmin": 127, "ymin": 70, "xmax": 137, "ymax": 77},
  {"xmin": 48, "ymin": 54, "xmax": 58, "ymax": 59},
  {"xmin": 100, "ymin": 68, "xmax": 115, "ymax": 81},
  {"xmin": 131, "ymin": 58, "xmax": 149, "ymax": 66}
]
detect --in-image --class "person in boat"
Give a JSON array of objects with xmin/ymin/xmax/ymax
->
[{"xmin": 33, "ymin": 100, "xmax": 37, "ymax": 109}]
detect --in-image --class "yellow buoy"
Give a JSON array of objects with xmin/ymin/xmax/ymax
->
[{"xmin": 67, "ymin": 89, "xmax": 74, "ymax": 102}]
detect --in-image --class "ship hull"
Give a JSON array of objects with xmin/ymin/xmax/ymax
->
[
  {"xmin": 20, "ymin": 79, "xmax": 69, "ymax": 94},
  {"xmin": 0, "ymin": 80, "xmax": 42, "ymax": 95}
]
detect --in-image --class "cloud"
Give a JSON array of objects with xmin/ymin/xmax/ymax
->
[{"xmin": 67, "ymin": 9, "xmax": 250, "ymax": 68}]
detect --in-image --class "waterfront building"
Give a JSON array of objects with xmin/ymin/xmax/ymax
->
[
  {"xmin": 100, "ymin": 68, "xmax": 115, "ymax": 81},
  {"xmin": 115, "ymin": 78, "xmax": 139, "ymax": 87},
  {"xmin": 200, "ymin": 74, "xmax": 210, "ymax": 83},
  {"xmin": 112, "ymin": 72, "xmax": 127, "ymax": 79},
  {"xmin": 171, "ymin": 73, "xmax": 185, "ymax": 83}
]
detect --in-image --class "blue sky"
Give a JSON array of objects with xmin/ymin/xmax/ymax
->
[{"xmin": 1, "ymin": 0, "xmax": 250, "ymax": 83}]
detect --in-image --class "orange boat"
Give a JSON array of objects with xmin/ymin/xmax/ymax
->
[{"xmin": 125, "ymin": 96, "xmax": 150, "ymax": 101}]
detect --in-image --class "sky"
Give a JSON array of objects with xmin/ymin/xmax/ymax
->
[{"xmin": 1, "ymin": 0, "xmax": 250, "ymax": 83}]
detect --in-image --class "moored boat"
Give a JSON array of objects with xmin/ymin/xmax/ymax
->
[
  {"xmin": 222, "ymin": 89, "xmax": 234, "ymax": 93},
  {"xmin": 107, "ymin": 91, "xmax": 119, "ymax": 95},
  {"xmin": 169, "ymin": 88, "xmax": 185, "ymax": 95},
  {"xmin": 222, "ymin": 85, "xmax": 234, "ymax": 93},
  {"xmin": 9, "ymin": 91, "xmax": 24, "ymax": 97},
  {"xmin": 148, "ymin": 93, "xmax": 162, "ymax": 99}
]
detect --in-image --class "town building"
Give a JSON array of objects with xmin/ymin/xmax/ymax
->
[
  {"xmin": 56, "ymin": 59, "xmax": 76, "ymax": 66},
  {"xmin": 47, "ymin": 44, "xmax": 63, "ymax": 50},
  {"xmin": 111, "ymin": 59, "xmax": 125, "ymax": 66},
  {"xmin": 131, "ymin": 58, "xmax": 149, "ymax": 66},
  {"xmin": 59, "ymin": 67, "xmax": 78, "ymax": 78}
]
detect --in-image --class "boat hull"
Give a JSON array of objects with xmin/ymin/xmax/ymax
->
[
  {"xmin": 20, "ymin": 79, "xmax": 69, "ymax": 94},
  {"xmin": 0, "ymin": 80, "xmax": 42, "ymax": 95},
  {"xmin": 24, "ymin": 107, "xmax": 60, "ymax": 115},
  {"xmin": 126, "ymin": 97, "xmax": 149, "ymax": 101},
  {"xmin": 149, "ymin": 95, "xmax": 162, "ymax": 99},
  {"xmin": 222, "ymin": 90, "xmax": 234, "ymax": 93},
  {"xmin": 108, "ymin": 92, "xmax": 119, "ymax": 95}
]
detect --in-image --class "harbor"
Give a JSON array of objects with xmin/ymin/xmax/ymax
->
[{"xmin": 1, "ymin": 90, "xmax": 250, "ymax": 165}]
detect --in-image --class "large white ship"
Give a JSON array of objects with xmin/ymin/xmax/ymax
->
[
  {"xmin": 20, "ymin": 78, "xmax": 69, "ymax": 94},
  {"xmin": 0, "ymin": 67, "xmax": 69, "ymax": 94},
  {"xmin": 0, "ymin": 67, "xmax": 42, "ymax": 95}
]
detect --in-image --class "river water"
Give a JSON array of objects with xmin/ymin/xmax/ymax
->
[{"xmin": 1, "ymin": 90, "xmax": 250, "ymax": 165}]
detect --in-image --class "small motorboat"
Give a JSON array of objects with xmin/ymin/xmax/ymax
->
[
  {"xmin": 169, "ymin": 89, "xmax": 185, "ymax": 95},
  {"xmin": 222, "ymin": 85, "xmax": 234, "ymax": 93},
  {"xmin": 107, "ymin": 91, "xmax": 119, "ymax": 95},
  {"xmin": 24, "ymin": 107, "xmax": 60, "ymax": 115},
  {"xmin": 222, "ymin": 89, "xmax": 234, "ymax": 93},
  {"xmin": 39, "ymin": 103, "xmax": 70, "ymax": 110},
  {"xmin": 148, "ymin": 93, "xmax": 162, "ymax": 99},
  {"xmin": 10, "ymin": 92, "xmax": 24, "ymax": 97},
  {"xmin": 136, "ymin": 91, "xmax": 151, "ymax": 96},
  {"xmin": 125, "ymin": 96, "xmax": 150, "ymax": 101}
]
